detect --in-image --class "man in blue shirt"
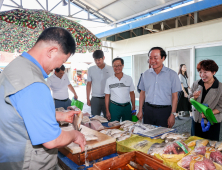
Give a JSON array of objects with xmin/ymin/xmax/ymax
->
[
  {"xmin": 137, "ymin": 47, "xmax": 181, "ymax": 128},
  {"xmin": 0, "ymin": 27, "xmax": 86, "ymax": 170}
]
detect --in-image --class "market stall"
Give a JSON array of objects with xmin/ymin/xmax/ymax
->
[{"xmin": 57, "ymin": 102, "xmax": 222, "ymax": 170}]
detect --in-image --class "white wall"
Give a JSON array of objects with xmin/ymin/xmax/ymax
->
[{"xmin": 111, "ymin": 18, "xmax": 222, "ymax": 57}]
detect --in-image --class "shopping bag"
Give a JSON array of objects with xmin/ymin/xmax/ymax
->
[
  {"xmin": 190, "ymin": 98, "xmax": 217, "ymax": 125},
  {"xmin": 71, "ymin": 99, "xmax": 84, "ymax": 111}
]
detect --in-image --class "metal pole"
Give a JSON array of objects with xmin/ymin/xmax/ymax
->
[
  {"xmin": 46, "ymin": 0, "xmax": 48, "ymax": 11},
  {"xmin": 68, "ymin": 0, "xmax": 70, "ymax": 16},
  {"xmin": 0, "ymin": 0, "xmax": 4, "ymax": 10},
  {"xmin": 20, "ymin": 0, "xmax": 22, "ymax": 7}
]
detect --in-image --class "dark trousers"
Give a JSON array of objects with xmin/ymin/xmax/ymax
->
[
  {"xmin": 191, "ymin": 119, "xmax": 220, "ymax": 141},
  {"xmin": 144, "ymin": 104, "xmax": 172, "ymax": 127},
  {"xmin": 54, "ymin": 98, "xmax": 71, "ymax": 109},
  {"xmin": 91, "ymin": 97, "xmax": 107, "ymax": 118},
  {"xmin": 109, "ymin": 101, "xmax": 132, "ymax": 122}
]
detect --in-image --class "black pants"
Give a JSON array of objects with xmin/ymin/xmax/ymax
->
[
  {"xmin": 191, "ymin": 119, "xmax": 220, "ymax": 141},
  {"xmin": 91, "ymin": 97, "xmax": 107, "ymax": 118},
  {"xmin": 144, "ymin": 104, "xmax": 172, "ymax": 127}
]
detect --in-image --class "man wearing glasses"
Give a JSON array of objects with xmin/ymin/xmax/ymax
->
[
  {"xmin": 137, "ymin": 47, "xmax": 181, "ymax": 128},
  {"xmin": 86, "ymin": 50, "xmax": 114, "ymax": 118},
  {"xmin": 105, "ymin": 58, "xmax": 135, "ymax": 121}
]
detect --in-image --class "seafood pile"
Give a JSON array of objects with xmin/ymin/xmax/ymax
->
[
  {"xmin": 90, "ymin": 115, "xmax": 108, "ymax": 123},
  {"xmin": 108, "ymin": 121, "xmax": 120, "ymax": 127},
  {"xmin": 188, "ymin": 139, "xmax": 222, "ymax": 151},
  {"xmin": 147, "ymin": 143, "xmax": 167, "ymax": 155},
  {"xmin": 100, "ymin": 128, "xmax": 131, "ymax": 141},
  {"xmin": 148, "ymin": 141, "xmax": 190, "ymax": 162},
  {"xmin": 160, "ymin": 132, "xmax": 191, "ymax": 143},
  {"xmin": 178, "ymin": 154, "xmax": 219, "ymax": 170},
  {"xmin": 83, "ymin": 120, "xmax": 104, "ymax": 131},
  {"xmin": 133, "ymin": 140, "xmax": 149, "ymax": 150}
]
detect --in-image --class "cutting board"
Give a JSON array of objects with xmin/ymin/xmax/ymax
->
[{"xmin": 61, "ymin": 124, "xmax": 116, "ymax": 154}]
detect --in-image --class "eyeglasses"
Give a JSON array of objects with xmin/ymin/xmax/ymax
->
[{"xmin": 113, "ymin": 65, "xmax": 123, "ymax": 68}]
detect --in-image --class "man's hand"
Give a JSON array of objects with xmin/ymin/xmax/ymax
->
[
  {"xmin": 106, "ymin": 111, "xmax": 111, "ymax": 120},
  {"xmin": 168, "ymin": 114, "xmax": 175, "ymax": 128},
  {"xmin": 193, "ymin": 90, "xmax": 201, "ymax": 100},
  {"xmin": 87, "ymin": 99, "xmax": 91, "ymax": 106},
  {"xmin": 184, "ymin": 93, "xmax": 188, "ymax": 98},
  {"xmin": 64, "ymin": 110, "xmax": 81, "ymax": 123},
  {"xmin": 73, "ymin": 131, "xmax": 86, "ymax": 152},
  {"xmin": 137, "ymin": 111, "xmax": 143, "ymax": 120},
  {"xmin": 74, "ymin": 94, "xmax": 78, "ymax": 100}
]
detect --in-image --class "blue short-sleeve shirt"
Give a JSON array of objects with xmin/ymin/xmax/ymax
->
[
  {"xmin": 9, "ymin": 52, "xmax": 61, "ymax": 145},
  {"xmin": 139, "ymin": 65, "xmax": 182, "ymax": 105}
]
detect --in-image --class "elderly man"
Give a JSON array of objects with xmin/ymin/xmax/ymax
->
[
  {"xmin": 137, "ymin": 47, "xmax": 181, "ymax": 128},
  {"xmin": 105, "ymin": 58, "xmax": 135, "ymax": 121},
  {"xmin": 0, "ymin": 27, "xmax": 86, "ymax": 170},
  {"xmin": 47, "ymin": 64, "xmax": 78, "ymax": 109}
]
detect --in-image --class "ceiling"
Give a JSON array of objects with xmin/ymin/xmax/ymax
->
[{"xmin": 71, "ymin": 0, "xmax": 188, "ymax": 24}]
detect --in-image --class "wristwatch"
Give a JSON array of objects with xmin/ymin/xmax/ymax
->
[{"xmin": 172, "ymin": 112, "xmax": 177, "ymax": 116}]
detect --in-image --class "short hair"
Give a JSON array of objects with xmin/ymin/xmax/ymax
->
[
  {"xmin": 197, "ymin": 60, "xmax": 218, "ymax": 73},
  {"xmin": 55, "ymin": 65, "xmax": 65, "ymax": 73},
  {"xmin": 36, "ymin": 27, "xmax": 76, "ymax": 55},
  {"xmin": 148, "ymin": 47, "xmax": 167, "ymax": 59},
  {"xmin": 112, "ymin": 57, "xmax": 124, "ymax": 65},
  {"xmin": 93, "ymin": 50, "xmax": 104, "ymax": 59}
]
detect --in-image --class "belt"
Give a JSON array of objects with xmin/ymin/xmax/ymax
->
[
  {"xmin": 110, "ymin": 100, "xmax": 130, "ymax": 107},
  {"xmin": 54, "ymin": 98, "xmax": 69, "ymax": 102},
  {"xmin": 93, "ymin": 96, "xmax": 105, "ymax": 99},
  {"xmin": 146, "ymin": 102, "xmax": 171, "ymax": 108}
]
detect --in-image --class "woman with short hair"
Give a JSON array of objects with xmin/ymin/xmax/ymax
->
[{"xmin": 189, "ymin": 60, "xmax": 222, "ymax": 141}]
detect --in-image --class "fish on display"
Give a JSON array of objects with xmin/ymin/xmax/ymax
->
[
  {"xmin": 108, "ymin": 121, "xmax": 120, "ymax": 127},
  {"xmin": 215, "ymin": 141, "xmax": 222, "ymax": 151},
  {"xmin": 117, "ymin": 134, "xmax": 131, "ymax": 142},
  {"xmin": 209, "ymin": 141, "xmax": 217, "ymax": 148},
  {"xmin": 196, "ymin": 139, "xmax": 209, "ymax": 147},
  {"xmin": 133, "ymin": 140, "xmax": 149, "ymax": 149},
  {"xmin": 85, "ymin": 134, "xmax": 98, "ymax": 141},
  {"xmin": 129, "ymin": 161, "xmax": 147, "ymax": 170},
  {"xmin": 111, "ymin": 132, "xmax": 124, "ymax": 139},
  {"xmin": 147, "ymin": 143, "xmax": 167, "ymax": 155},
  {"xmin": 73, "ymin": 110, "xmax": 83, "ymax": 131},
  {"xmin": 161, "ymin": 133, "xmax": 188, "ymax": 140},
  {"xmin": 100, "ymin": 129, "xmax": 111, "ymax": 135},
  {"xmin": 110, "ymin": 129, "xmax": 123, "ymax": 136}
]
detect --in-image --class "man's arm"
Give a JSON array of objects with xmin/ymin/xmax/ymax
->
[
  {"xmin": 56, "ymin": 110, "xmax": 80, "ymax": 123},
  {"xmin": 130, "ymin": 91, "xmax": 135, "ymax": 111},
  {"xmin": 86, "ymin": 81, "xmax": 92, "ymax": 106},
  {"xmin": 167, "ymin": 92, "xmax": 177, "ymax": 128},
  {"xmin": 68, "ymin": 84, "xmax": 78, "ymax": 100},
  {"xmin": 43, "ymin": 130, "xmax": 86, "ymax": 151},
  {"xmin": 137, "ymin": 90, "xmax": 145, "ymax": 120},
  {"xmin": 105, "ymin": 94, "xmax": 111, "ymax": 120}
]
